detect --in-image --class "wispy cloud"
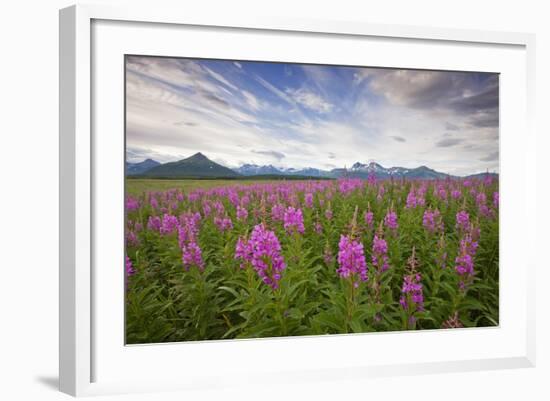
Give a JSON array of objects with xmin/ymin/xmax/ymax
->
[
  {"xmin": 126, "ymin": 56, "xmax": 499, "ymax": 175},
  {"xmin": 286, "ymin": 87, "xmax": 333, "ymax": 113},
  {"xmin": 251, "ymin": 150, "xmax": 286, "ymax": 161},
  {"xmin": 436, "ymin": 137, "xmax": 463, "ymax": 147}
]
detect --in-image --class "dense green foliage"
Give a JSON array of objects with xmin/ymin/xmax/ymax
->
[{"xmin": 125, "ymin": 177, "xmax": 498, "ymax": 344}]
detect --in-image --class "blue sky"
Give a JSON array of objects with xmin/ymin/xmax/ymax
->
[{"xmin": 126, "ymin": 56, "xmax": 499, "ymax": 176}]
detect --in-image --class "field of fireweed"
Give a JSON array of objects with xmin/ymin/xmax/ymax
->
[{"xmin": 124, "ymin": 176, "xmax": 499, "ymax": 344}]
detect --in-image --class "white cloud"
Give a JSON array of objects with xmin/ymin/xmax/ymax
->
[
  {"xmin": 286, "ymin": 87, "xmax": 333, "ymax": 113},
  {"xmin": 125, "ymin": 56, "xmax": 499, "ymax": 176}
]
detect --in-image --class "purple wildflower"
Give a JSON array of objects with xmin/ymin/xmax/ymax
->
[
  {"xmin": 248, "ymin": 224, "xmax": 286, "ymax": 290},
  {"xmin": 422, "ymin": 208, "xmax": 443, "ymax": 234},
  {"xmin": 454, "ymin": 231, "xmax": 478, "ymax": 290},
  {"xmin": 126, "ymin": 230, "xmax": 139, "ymax": 246},
  {"xmin": 126, "ymin": 197, "xmax": 140, "ymax": 212},
  {"xmin": 125, "ymin": 255, "xmax": 135, "ymax": 276},
  {"xmin": 214, "ymin": 216, "xmax": 233, "ymax": 232},
  {"xmin": 336, "ymin": 235, "xmax": 368, "ymax": 287},
  {"xmin": 456, "ymin": 210, "xmax": 470, "ymax": 232},
  {"xmin": 271, "ymin": 203, "xmax": 284, "ymax": 222},
  {"xmin": 160, "ymin": 214, "xmax": 178, "ymax": 235},
  {"xmin": 147, "ymin": 215, "xmax": 161, "ymax": 232},
  {"xmin": 372, "ymin": 234, "xmax": 390, "ymax": 273},
  {"xmin": 314, "ymin": 221, "xmax": 322, "ymax": 234},
  {"xmin": 304, "ymin": 193, "xmax": 314, "ymax": 208},
  {"xmin": 406, "ymin": 189, "xmax": 417, "ymax": 209},
  {"xmin": 364, "ymin": 207, "xmax": 374, "ymax": 229},
  {"xmin": 384, "ymin": 209, "xmax": 398, "ymax": 231},
  {"xmin": 236, "ymin": 205, "xmax": 248, "ymax": 221},
  {"xmin": 399, "ymin": 273, "xmax": 424, "ymax": 312},
  {"xmin": 283, "ymin": 206, "xmax": 305, "ymax": 235},
  {"xmin": 182, "ymin": 241, "xmax": 205, "ymax": 271},
  {"xmin": 234, "ymin": 236, "xmax": 252, "ymax": 269}
]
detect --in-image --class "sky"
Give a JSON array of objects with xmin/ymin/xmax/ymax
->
[{"xmin": 126, "ymin": 55, "xmax": 499, "ymax": 176}]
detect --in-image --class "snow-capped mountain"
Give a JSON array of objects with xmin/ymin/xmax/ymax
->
[
  {"xmin": 234, "ymin": 164, "xmax": 284, "ymax": 176},
  {"xmin": 233, "ymin": 160, "xmax": 453, "ymax": 179}
]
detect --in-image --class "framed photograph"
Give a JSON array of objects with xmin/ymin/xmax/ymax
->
[{"xmin": 59, "ymin": 4, "xmax": 536, "ymax": 397}]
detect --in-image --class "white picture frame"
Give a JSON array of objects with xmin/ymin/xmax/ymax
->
[{"xmin": 59, "ymin": 3, "xmax": 536, "ymax": 397}]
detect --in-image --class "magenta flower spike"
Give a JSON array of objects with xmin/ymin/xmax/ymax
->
[
  {"xmin": 456, "ymin": 210, "xmax": 470, "ymax": 232},
  {"xmin": 247, "ymin": 224, "xmax": 286, "ymax": 290},
  {"xmin": 371, "ymin": 234, "xmax": 390, "ymax": 273},
  {"xmin": 125, "ymin": 255, "xmax": 135, "ymax": 276},
  {"xmin": 337, "ymin": 235, "xmax": 368, "ymax": 287},
  {"xmin": 384, "ymin": 209, "xmax": 398, "ymax": 231},
  {"xmin": 283, "ymin": 206, "xmax": 305, "ymax": 235},
  {"xmin": 182, "ymin": 240, "xmax": 205, "ymax": 271}
]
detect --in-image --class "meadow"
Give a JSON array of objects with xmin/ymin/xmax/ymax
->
[{"xmin": 125, "ymin": 176, "xmax": 499, "ymax": 344}]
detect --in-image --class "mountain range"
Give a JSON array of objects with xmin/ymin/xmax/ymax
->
[
  {"xmin": 126, "ymin": 152, "xmax": 496, "ymax": 180},
  {"xmin": 126, "ymin": 158, "xmax": 161, "ymax": 175}
]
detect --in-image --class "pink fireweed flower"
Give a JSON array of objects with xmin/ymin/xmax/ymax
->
[
  {"xmin": 422, "ymin": 208, "xmax": 444, "ymax": 234},
  {"xmin": 304, "ymin": 193, "xmax": 314, "ymax": 208},
  {"xmin": 456, "ymin": 210, "xmax": 470, "ymax": 232},
  {"xmin": 451, "ymin": 189, "xmax": 461, "ymax": 200},
  {"xmin": 406, "ymin": 189, "xmax": 418, "ymax": 209},
  {"xmin": 240, "ymin": 195, "xmax": 250, "ymax": 207},
  {"xmin": 283, "ymin": 206, "xmax": 305, "ymax": 235},
  {"xmin": 454, "ymin": 232, "xmax": 478, "ymax": 290},
  {"xmin": 338, "ymin": 178, "xmax": 363, "ymax": 196},
  {"xmin": 187, "ymin": 192, "xmax": 200, "ymax": 202},
  {"xmin": 437, "ymin": 235, "xmax": 447, "ymax": 269},
  {"xmin": 314, "ymin": 221, "xmax": 323, "ymax": 235},
  {"xmin": 147, "ymin": 215, "xmax": 161, "ymax": 232},
  {"xmin": 476, "ymin": 192, "xmax": 487, "ymax": 206},
  {"xmin": 372, "ymin": 234, "xmax": 390, "ymax": 273},
  {"xmin": 271, "ymin": 203, "xmax": 285, "ymax": 222},
  {"xmin": 202, "ymin": 201, "xmax": 212, "ymax": 217},
  {"xmin": 436, "ymin": 187, "xmax": 447, "ymax": 201},
  {"xmin": 364, "ymin": 210, "xmax": 374, "ymax": 229},
  {"xmin": 149, "ymin": 196, "xmax": 159, "ymax": 210},
  {"xmin": 126, "ymin": 230, "xmax": 139, "ymax": 246},
  {"xmin": 228, "ymin": 191, "xmax": 239, "ymax": 208},
  {"xmin": 213, "ymin": 200, "xmax": 225, "ymax": 215},
  {"xmin": 234, "ymin": 236, "xmax": 252, "ymax": 269},
  {"xmin": 160, "ymin": 214, "xmax": 178, "ymax": 235},
  {"xmin": 125, "ymin": 255, "xmax": 135, "ymax": 276},
  {"xmin": 325, "ymin": 206, "xmax": 333, "ymax": 221},
  {"xmin": 248, "ymin": 224, "xmax": 286, "ymax": 290},
  {"xmin": 125, "ymin": 197, "xmax": 140, "ymax": 212},
  {"xmin": 399, "ymin": 272, "xmax": 424, "ymax": 328},
  {"xmin": 399, "ymin": 273, "xmax": 424, "ymax": 311},
  {"xmin": 236, "ymin": 205, "xmax": 248, "ymax": 221},
  {"xmin": 177, "ymin": 212, "xmax": 201, "ymax": 246},
  {"xmin": 493, "ymin": 191, "xmax": 499, "ymax": 208},
  {"xmin": 182, "ymin": 241, "xmax": 205, "ymax": 271},
  {"xmin": 336, "ymin": 235, "xmax": 368, "ymax": 287},
  {"xmin": 377, "ymin": 185, "xmax": 385, "ymax": 202},
  {"xmin": 214, "ymin": 216, "xmax": 233, "ymax": 232},
  {"xmin": 384, "ymin": 209, "xmax": 398, "ymax": 231},
  {"xmin": 367, "ymin": 171, "xmax": 376, "ymax": 186}
]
